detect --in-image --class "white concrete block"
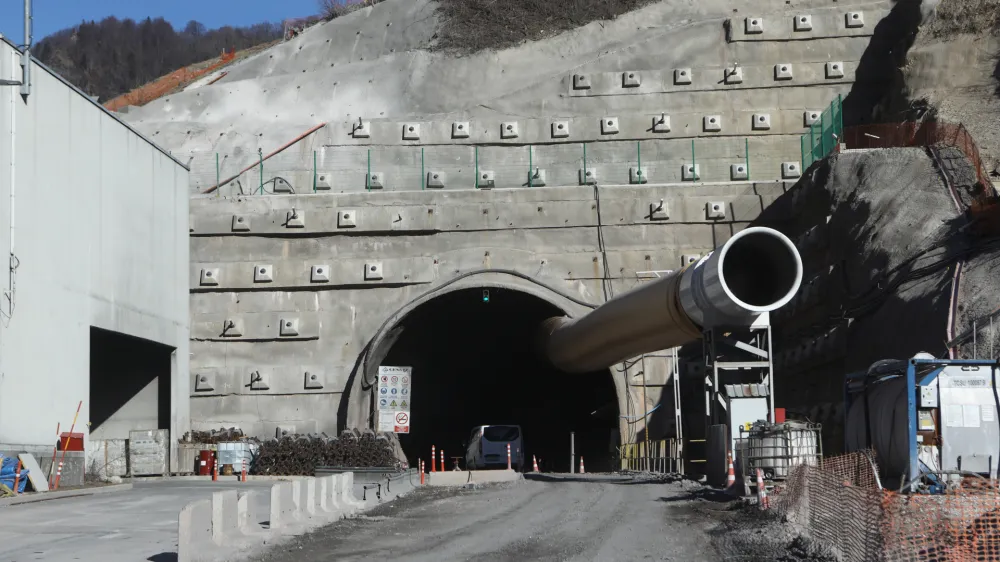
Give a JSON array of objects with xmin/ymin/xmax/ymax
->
[
  {"xmin": 804, "ymin": 110, "xmax": 822, "ymax": 126},
  {"xmin": 845, "ymin": 11, "xmax": 864, "ymax": 28},
  {"xmin": 200, "ymin": 268, "xmax": 219, "ymax": 286},
  {"xmin": 280, "ymin": 318, "xmax": 300, "ymax": 337},
  {"xmin": 285, "ymin": 209, "xmax": 305, "ymax": 228},
  {"xmin": 177, "ymin": 498, "xmax": 212, "ymax": 562},
  {"xmin": 194, "ymin": 373, "xmax": 215, "ymax": 392},
  {"xmin": 222, "ymin": 318, "xmax": 243, "ymax": 337},
  {"xmin": 269, "ymin": 482, "xmax": 296, "ymax": 529},
  {"xmin": 551, "ymin": 120, "xmax": 570, "ymax": 138},
  {"xmin": 706, "ymin": 201, "xmax": 726, "ymax": 219},
  {"xmin": 451, "ymin": 121, "xmax": 469, "ymax": 139},
  {"xmin": 402, "ymin": 123, "xmax": 421, "ymax": 140},
  {"xmin": 249, "ymin": 371, "xmax": 270, "ymax": 391},
  {"xmin": 731, "ymin": 163, "xmax": 749, "ymax": 180},
  {"xmin": 367, "ymin": 172, "xmax": 384, "ymax": 189},
  {"xmin": 426, "ymin": 171, "xmax": 446, "ymax": 189},
  {"xmin": 579, "ymin": 168, "xmax": 597, "ymax": 185},
  {"xmin": 826, "ymin": 61, "xmax": 845, "ymax": 79},
  {"xmin": 572, "ymin": 74, "xmax": 591, "ymax": 90},
  {"xmin": 315, "ymin": 173, "xmax": 332, "ymax": 190},
  {"xmin": 650, "ymin": 200, "xmax": 669, "ymax": 221},
  {"xmin": 304, "ymin": 371, "xmax": 324, "ymax": 390},
  {"xmin": 703, "ymin": 115, "xmax": 722, "ymax": 132},
  {"xmin": 211, "ymin": 490, "xmax": 239, "ymax": 545},
  {"xmin": 253, "ymin": 264, "xmax": 273, "ymax": 283},
  {"xmin": 352, "ymin": 119, "xmax": 370, "ymax": 138},
  {"xmin": 782, "ymin": 161, "xmax": 802, "ymax": 179},
  {"xmin": 682, "ymin": 164, "xmax": 700, "ymax": 181},
  {"xmin": 500, "ymin": 122, "xmax": 519, "ymax": 139},
  {"xmin": 622, "ymin": 71, "xmax": 641, "ymax": 88},
  {"xmin": 337, "ymin": 209, "xmax": 357, "ymax": 228},
  {"xmin": 527, "ymin": 168, "xmax": 546, "ymax": 187},
  {"xmin": 752, "ymin": 113, "xmax": 772, "ymax": 130},
  {"xmin": 365, "ymin": 262, "xmax": 384, "ymax": 281},
  {"xmin": 674, "ymin": 68, "xmax": 692, "ymax": 85},
  {"xmin": 774, "ymin": 63, "xmax": 794, "ymax": 80},
  {"xmin": 652, "ymin": 114, "xmax": 670, "ymax": 133},
  {"xmin": 272, "ymin": 178, "xmax": 293, "ymax": 193},
  {"xmin": 745, "ymin": 17, "xmax": 764, "ymax": 34},
  {"xmin": 629, "ymin": 167, "xmax": 648, "ymax": 184},
  {"xmin": 601, "ymin": 117, "xmax": 620, "ymax": 135},
  {"xmin": 681, "ymin": 254, "xmax": 701, "ymax": 266},
  {"xmin": 231, "ymin": 215, "xmax": 250, "ymax": 232},
  {"xmin": 477, "ymin": 170, "xmax": 495, "ymax": 188},
  {"xmin": 794, "ymin": 14, "xmax": 813, "ymax": 31},
  {"xmin": 725, "ymin": 66, "xmax": 743, "ymax": 84}
]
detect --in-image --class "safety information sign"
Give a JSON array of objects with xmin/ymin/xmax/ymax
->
[{"xmin": 377, "ymin": 366, "xmax": 412, "ymax": 433}]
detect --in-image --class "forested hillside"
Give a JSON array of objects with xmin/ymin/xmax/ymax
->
[{"xmin": 34, "ymin": 17, "xmax": 282, "ymax": 101}]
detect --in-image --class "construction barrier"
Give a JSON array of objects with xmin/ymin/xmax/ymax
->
[
  {"xmin": 772, "ymin": 450, "xmax": 1000, "ymax": 561},
  {"xmin": 618, "ymin": 439, "xmax": 681, "ymax": 473}
]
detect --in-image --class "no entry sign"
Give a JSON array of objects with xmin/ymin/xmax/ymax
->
[{"xmin": 377, "ymin": 366, "xmax": 412, "ymax": 433}]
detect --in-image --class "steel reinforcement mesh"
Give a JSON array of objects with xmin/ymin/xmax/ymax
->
[{"xmin": 773, "ymin": 452, "xmax": 1000, "ymax": 561}]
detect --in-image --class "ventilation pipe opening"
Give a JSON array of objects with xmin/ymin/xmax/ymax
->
[{"xmin": 718, "ymin": 228, "xmax": 801, "ymax": 310}]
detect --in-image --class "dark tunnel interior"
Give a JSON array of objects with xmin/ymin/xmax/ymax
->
[{"xmin": 381, "ymin": 287, "xmax": 619, "ymax": 472}]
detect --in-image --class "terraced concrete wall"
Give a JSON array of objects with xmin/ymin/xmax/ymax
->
[{"xmin": 189, "ymin": 182, "xmax": 789, "ymax": 438}]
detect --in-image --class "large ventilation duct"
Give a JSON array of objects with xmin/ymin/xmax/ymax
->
[{"xmin": 540, "ymin": 227, "xmax": 803, "ymax": 373}]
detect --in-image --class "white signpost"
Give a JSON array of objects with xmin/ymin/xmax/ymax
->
[{"xmin": 377, "ymin": 366, "xmax": 412, "ymax": 433}]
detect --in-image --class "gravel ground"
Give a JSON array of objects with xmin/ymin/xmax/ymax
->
[{"xmin": 250, "ymin": 473, "xmax": 726, "ymax": 562}]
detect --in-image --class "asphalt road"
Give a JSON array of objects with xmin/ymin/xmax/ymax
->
[{"xmin": 252, "ymin": 473, "xmax": 725, "ymax": 562}]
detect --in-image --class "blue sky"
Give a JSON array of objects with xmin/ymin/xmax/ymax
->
[{"xmin": 1, "ymin": 0, "xmax": 321, "ymax": 42}]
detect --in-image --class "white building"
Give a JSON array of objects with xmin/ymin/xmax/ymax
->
[{"xmin": 0, "ymin": 36, "xmax": 190, "ymax": 475}]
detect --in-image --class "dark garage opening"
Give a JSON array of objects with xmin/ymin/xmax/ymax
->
[
  {"xmin": 382, "ymin": 288, "xmax": 619, "ymax": 472},
  {"xmin": 90, "ymin": 327, "xmax": 173, "ymax": 438}
]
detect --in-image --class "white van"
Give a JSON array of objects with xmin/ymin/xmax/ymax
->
[{"xmin": 464, "ymin": 425, "xmax": 524, "ymax": 471}]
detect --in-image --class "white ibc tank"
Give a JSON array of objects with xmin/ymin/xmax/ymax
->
[{"xmin": 747, "ymin": 421, "xmax": 820, "ymax": 479}]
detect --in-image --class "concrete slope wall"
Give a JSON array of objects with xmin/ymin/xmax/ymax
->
[
  {"xmin": 189, "ymin": 181, "xmax": 789, "ymax": 438},
  {"xmin": 120, "ymin": 0, "xmax": 891, "ymax": 192},
  {"xmin": 0, "ymin": 40, "xmax": 190, "ymax": 467}
]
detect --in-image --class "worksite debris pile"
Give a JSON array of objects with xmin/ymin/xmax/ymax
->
[{"xmin": 252, "ymin": 430, "xmax": 401, "ymax": 475}]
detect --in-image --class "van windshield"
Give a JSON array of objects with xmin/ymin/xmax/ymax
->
[{"xmin": 483, "ymin": 426, "xmax": 520, "ymax": 442}]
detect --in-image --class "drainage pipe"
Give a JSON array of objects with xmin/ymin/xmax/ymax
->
[{"xmin": 539, "ymin": 227, "xmax": 803, "ymax": 373}]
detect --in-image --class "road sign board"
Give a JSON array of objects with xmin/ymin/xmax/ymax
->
[
  {"xmin": 377, "ymin": 366, "xmax": 412, "ymax": 433},
  {"xmin": 394, "ymin": 411, "xmax": 410, "ymax": 433}
]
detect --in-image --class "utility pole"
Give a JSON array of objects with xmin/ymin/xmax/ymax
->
[{"xmin": 21, "ymin": 0, "xmax": 32, "ymax": 96}]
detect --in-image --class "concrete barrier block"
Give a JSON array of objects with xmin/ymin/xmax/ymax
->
[
  {"xmin": 298, "ymin": 477, "xmax": 317, "ymax": 517},
  {"xmin": 211, "ymin": 490, "xmax": 239, "ymax": 545},
  {"xmin": 269, "ymin": 481, "xmax": 296, "ymax": 529},
  {"xmin": 340, "ymin": 472, "xmax": 364, "ymax": 508},
  {"xmin": 316, "ymin": 475, "xmax": 341, "ymax": 516},
  {"xmin": 178, "ymin": 498, "xmax": 213, "ymax": 562},
  {"xmin": 237, "ymin": 491, "xmax": 267, "ymax": 536}
]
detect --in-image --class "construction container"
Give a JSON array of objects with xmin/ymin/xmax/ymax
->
[
  {"xmin": 217, "ymin": 442, "xmax": 252, "ymax": 468},
  {"xmin": 740, "ymin": 421, "xmax": 822, "ymax": 481},
  {"xmin": 58, "ymin": 432, "xmax": 85, "ymax": 451}
]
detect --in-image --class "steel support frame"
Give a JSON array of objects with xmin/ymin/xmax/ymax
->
[{"xmin": 702, "ymin": 316, "xmax": 775, "ymax": 453}]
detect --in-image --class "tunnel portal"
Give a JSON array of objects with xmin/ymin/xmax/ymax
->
[{"xmin": 381, "ymin": 287, "xmax": 620, "ymax": 472}]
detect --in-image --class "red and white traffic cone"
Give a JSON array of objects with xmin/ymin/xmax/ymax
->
[
  {"xmin": 532, "ymin": 455, "xmax": 539, "ymax": 472},
  {"xmin": 756, "ymin": 468, "xmax": 770, "ymax": 510},
  {"xmin": 726, "ymin": 452, "xmax": 736, "ymax": 489},
  {"xmin": 212, "ymin": 456, "xmax": 218, "ymax": 482},
  {"xmin": 431, "ymin": 446, "xmax": 436, "ymax": 473},
  {"xmin": 420, "ymin": 460, "xmax": 425, "ymax": 485},
  {"xmin": 440, "ymin": 450, "xmax": 445, "ymax": 472},
  {"xmin": 55, "ymin": 461, "xmax": 63, "ymax": 486},
  {"xmin": 241, "ymin": 458, "xmax": 247, "ymax": 482},
  {"xmin": 507, "ymin": 443, "xmax": 512, "ymax": 470},
  {"xmin": 579, "ymin": 457, "xmax": 585, "ymax": 474}
]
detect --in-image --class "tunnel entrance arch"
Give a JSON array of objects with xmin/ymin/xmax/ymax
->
[{"xmin": 344, "ymin": 273, "xmax": 624, "ymax": 472}]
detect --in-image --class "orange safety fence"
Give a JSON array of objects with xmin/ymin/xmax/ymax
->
[
  {"xmin": 843, "ymin": 121, "xmax": 994, "ymax": 195},
  {"xmin": 103, "ymin": 49, "xmax": 236, "ymax": 113},
  {"xmin": 772, "ymin": 451, "xmax": 1000, "ymax": 561}
]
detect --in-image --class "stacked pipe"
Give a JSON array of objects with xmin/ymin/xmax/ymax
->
[
  {"xmin": 251, "ymin": 429, "xmax": 401, "ymax": 475},
  {"xmin": 182, "ymin": 427, "xmax": 246, "ymax": 444}
]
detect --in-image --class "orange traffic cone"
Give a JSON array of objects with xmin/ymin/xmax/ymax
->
[
  {"xmin": 726, "ymin": 452, "xmax": 736, "ymax": 488},
  {"xmin": 579, "ymin": 457, "xmax": 585, "ymax": 474},
  {"xmin": 532, "ymin": 455, "xmax": 539, "ymax": 472}
]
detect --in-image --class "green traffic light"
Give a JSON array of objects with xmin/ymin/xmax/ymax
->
[{"xmin": 482, "ymin": 289, "xmax": 490, "ymax": 303}]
